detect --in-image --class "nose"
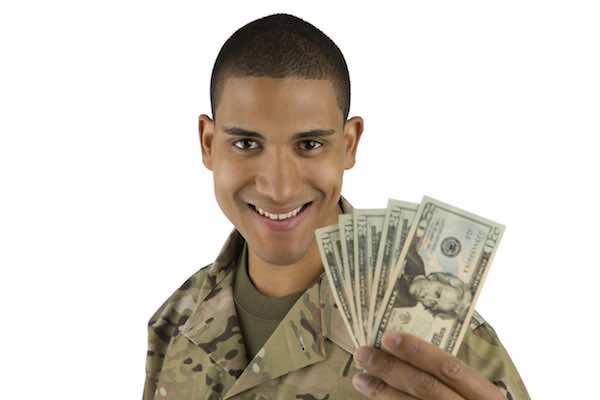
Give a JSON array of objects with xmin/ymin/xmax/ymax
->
[{"xmin": 254, "ymin": 147, "xmax": 304, "ymax": 205}]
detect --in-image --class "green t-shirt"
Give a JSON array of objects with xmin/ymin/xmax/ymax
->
[{"xmin": 232, "ymin": 242, "xmax": 304, "ymax": 360}]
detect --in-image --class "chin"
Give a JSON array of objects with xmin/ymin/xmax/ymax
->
[
  {"xmin": 256, "ymin": 243, "xmax": 309, "ymax": 267},
  {"xmin": 265, "ymin": 252, "xmax": 305, "ymax": 267}
]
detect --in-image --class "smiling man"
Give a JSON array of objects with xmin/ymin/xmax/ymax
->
[
  {"xmin": 206, "ymin": 74, "xmax": 354, "ymax": 300},
  {"xmin": 143, "ymin": 13, "xmax": 530, "ymax": 400}
]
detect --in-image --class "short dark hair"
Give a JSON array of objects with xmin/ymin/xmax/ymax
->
[{"xmin": 210, "ymin": 13, "xmax": 351, "ymax": 124}]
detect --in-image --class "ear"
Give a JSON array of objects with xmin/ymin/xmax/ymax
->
[
  {"xmin": 199, "ymin": 114, "xmax": 215, "ymax": 171},
  {"xmin": 342, "ymin": 116, "xmax": 364, "ymax": 170}
]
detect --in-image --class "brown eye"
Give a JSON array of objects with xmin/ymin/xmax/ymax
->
[
  {"xmin": 298, "ymin": 140, "xmax": 322, "ymax": 151},
  {"xmin": 233, "ymin": 139, "xmax": 259, "ymax": 150}
]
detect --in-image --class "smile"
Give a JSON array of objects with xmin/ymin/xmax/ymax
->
[
  {"xmin": 248, "ymin": 202, "xmax": 312, "ymax": 220},
  {"xmin": 255, "ymin": 204, "xmax": 303, "ymax": 220},
  {"xmin": 247, "ymin": 201, "xmax": 313, "ymax": 231}
]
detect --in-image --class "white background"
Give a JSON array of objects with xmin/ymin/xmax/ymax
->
[{"xmin": 1, "ymin": 1, "xmax": 598, "ymax": 398}]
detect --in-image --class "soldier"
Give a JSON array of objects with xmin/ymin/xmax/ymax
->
[{"xmin": 143, "ymin": 12, "xmax": 530, "ymax": 400}]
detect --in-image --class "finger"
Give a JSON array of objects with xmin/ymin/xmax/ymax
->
[
  {"xmin": 352, "ymin": 372, "xmax": 418, "ymax": 400},
  {"xmin": 381, "ymin": 331, "xmax": 505, "ymax": 400},
  {"xmin": 354, "ymin": 346, "xmax": 463, "ymax": 400}
]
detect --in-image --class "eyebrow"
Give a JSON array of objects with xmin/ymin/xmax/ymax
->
[{"xmin": 223, "ymin": 126, "xmax": 336, "ymax": 140}]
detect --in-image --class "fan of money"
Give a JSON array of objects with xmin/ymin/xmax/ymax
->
[{"xmin": 315, "ymin": 195, "xmax": 504, "ymax": 356}]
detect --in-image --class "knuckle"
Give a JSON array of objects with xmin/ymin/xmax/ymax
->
[
  {"xmin": 372, "ymin": 352, "xmax": 396, "ymax": 376},
  {"xmin": 441, "ymin": 358, "xmax": 464, "ymax": 380},
  {"xmin": 405, "ymin": 340, "xmax": 425, "ymax": 358},
  {"xmin": 369, "ymin": 376, "xmax": 389, "ymax": 398},
  {"xmin": 413, "ymin": 371, "xmax": 439, "ymax": 397},
  {"xmin": 369, "ymin": 351, "xmax": 392, "ymax": 375}
]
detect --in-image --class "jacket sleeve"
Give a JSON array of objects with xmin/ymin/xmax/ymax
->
[
  {"xmin": 142, "ymin": 266, "xmax": 211, "ymax": 400},
  {"xmin": 457, "ymin": 311, "xmax": 531, "ymax": 400}
]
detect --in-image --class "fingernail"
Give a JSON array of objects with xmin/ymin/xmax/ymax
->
[
  {"xmin": 354, "ymin": 346, "xmax": 371, "ymax": 364},
  {"xmin": 352, "ymin": 373, "xmax": 370, "ymax": 392}
]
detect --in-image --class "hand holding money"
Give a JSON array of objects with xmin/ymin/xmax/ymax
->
[
  {"xmin": 350, "ymin": 330, "xmax": 506, "ymax": 399},
  {"xmin": 315, "ymin": 196, "xmax": 504, "ymax": 400},
  {"xmin": 316, "ymin": 195, "xmax": 505, "ymax": 352},
  {"xmin": 316, "ymin": 195, "xmax": 507, "ymax": 398}
]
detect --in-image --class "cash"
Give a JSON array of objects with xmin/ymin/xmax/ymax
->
[{"xmin": 315, "ymin": 195, "xmax": 505, "ymax": 355}]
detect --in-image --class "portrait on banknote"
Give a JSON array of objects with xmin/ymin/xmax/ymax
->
[{"xmin": 390, "ymin": 243, "xmax": 473, "ymax": 324}]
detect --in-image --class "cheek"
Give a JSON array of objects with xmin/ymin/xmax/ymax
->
[
  {"xmin": 302, "ymin": 156, "xmax": 344, "ymax": 190},
  {"xmin": 213, "ymin": 168, "xmax": 233, "ymax": 197},
  {"xmin": 212, "ymin": 160, "xmax": 248, "ymax": 208},
  {"xmin": 212, "ymin": 145, "xmax": 248, "ymax": 188}
]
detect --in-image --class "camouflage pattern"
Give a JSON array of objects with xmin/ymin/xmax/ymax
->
[{"xmin": 143, "ymin": 196, "xmax": 530, "ymax": 400}]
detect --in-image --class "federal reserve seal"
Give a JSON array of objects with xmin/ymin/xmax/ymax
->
[{"xmin": 441, "ymin": 236, "xmax": 461, "ymax": 257}]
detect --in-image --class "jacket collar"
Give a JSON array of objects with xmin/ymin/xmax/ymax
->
[{"xmin": 179, "ymin": 195, "xmax": 357, "ymax": 398}]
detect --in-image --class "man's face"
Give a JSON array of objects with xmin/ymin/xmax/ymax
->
[
  {"xmin": 409, "ymin": 277, "xmax": 461, "ymax": 314},
  {"xmin": 199, "ymin": 76, "xmax": 362, "ymax": 266}
]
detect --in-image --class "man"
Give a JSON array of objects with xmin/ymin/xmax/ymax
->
[{"xmin": 143, "ymin": 13, "xmax": 530, "ymax": 399}]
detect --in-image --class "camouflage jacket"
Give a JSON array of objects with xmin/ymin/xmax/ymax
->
[{"xmin": 143, "ymin": 196, "xmax": 530, "ymax": 400}]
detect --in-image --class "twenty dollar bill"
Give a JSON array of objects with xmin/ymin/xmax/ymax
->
[{"xmin": 372, "ymin": 196, "xmax": 505, "ymax": 355}]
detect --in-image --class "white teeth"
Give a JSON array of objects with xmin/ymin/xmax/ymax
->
[{"xmin": 254, "ymin": 204, "xmax": 304, "ymax": 221}]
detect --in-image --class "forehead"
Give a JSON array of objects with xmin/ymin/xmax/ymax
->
[{"xmin": 216, "ymin": 76, "xmax": 341, "ymax": 133}]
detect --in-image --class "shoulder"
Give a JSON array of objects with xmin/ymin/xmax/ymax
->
[
  {"xmin": 147, "ymin": 263, "xmax": 213, "ymax": 342},
  {"xmin": 144, "ymin": 263, "xmax": 214, "ymax": 386},
  {"xmin": 458, "ymin": 310, "xmax": 531, "ymax": 400}
]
